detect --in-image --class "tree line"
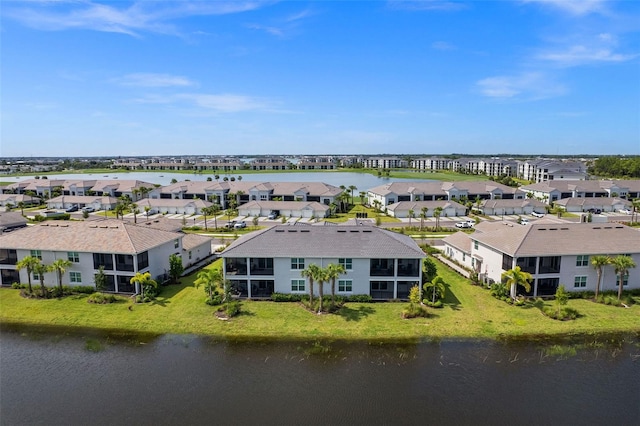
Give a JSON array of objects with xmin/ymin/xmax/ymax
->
[{"xmin": 588, "ymin": 156, "xmax": 640, "ymax": 178}]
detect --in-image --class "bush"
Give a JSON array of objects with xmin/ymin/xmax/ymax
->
[
  {"xmin": 11, "ymin": 283, "xmax": 26, "ymax": 289},
  {"xmin": 346, "ymin": 294, "xmax": 373, "ymax": 303},
  {"xmin": 490, "ymin": 282, "xmax": 509, "ymax": 299},
  {"xmin": 87, "ymin": 292, "xmax": 125, "ymax": 304},
  {"xmin": 542, "ymin": 306, "xmax": 579, "ymax": 321},
  {"xmin": 402, "ymin": 303, "xmax": 429, "ymax": 318},
  {"xmin": 423, "ymin": 300, "xmax": 443, "ymax": 308},
  {"xmin": 223, "ymin": 300, "xmax": 242, "ymax": 317},
  {"xmin": 271, "ymin": 293, "xmax": 304, "ymax": 302},
  {"xmin": 205, "ymin": 293, "xmax": 224, "ymax": 306},
  {"xmin": 32, "ymin": 214, "xmax": 46, "ymax": 222}
]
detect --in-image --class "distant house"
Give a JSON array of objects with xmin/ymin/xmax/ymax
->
[
  {"xmin": 479, "ymin": 199, "xmax": 547, "ymax": 216},
  {"xmin": 238, "ymin": 201, "xmax": 330, "ymax": 219},
  {"xmin": 0, "ymin": 194, "xmax": 40, "ymax": 207},
  {"xmin": 521, "ymin": 180, "xmax": 640, "ymax": 204},
  {"xmin": 554, "ymin": 197, "xmax": 631, "ymax": 213},
  {"xmin": 0, "ymin": 212, "xmax": 28, "ymax": 234},
  {"xmin": 221, "ymin": 224, "xmax": 425, "ymax": 299},
  {"xmin": 385, "ymin": 200, "xmax": 467, "ymax": 218},
  {"xmin": 442, "ymin": 221, "xmax": 640, "ymax": 296},
  {"xmin": 47, "ymin": 195, "xmax": 118, "ymax": 211}
]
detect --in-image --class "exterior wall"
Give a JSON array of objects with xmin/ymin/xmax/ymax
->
[
  {"xmin": 223, "ymin": 256, "xmax": 423, "ymax": 299},
  {"xmin": 147, "ymin": 240, "xmax": 182, "ymax": 282},
  {"xmin": 183, "ymin": 242, "xmax": 212, "ymax": 269},
  {"xmin": 443, "ymin": 245, "xmax": 471, "ymax": 269}
]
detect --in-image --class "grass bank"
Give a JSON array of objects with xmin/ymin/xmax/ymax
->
[{"xmin": 1, "ymin": 259, "xmax": 638, "ymax": 341}]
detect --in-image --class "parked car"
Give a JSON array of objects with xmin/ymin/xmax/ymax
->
[
  {"xmin": 82, "ymin": 206, "xmax": 95, "ymax": 213},
  {"xmin": 587, "ymin": 208, "xmax": 602, "ymax": 214},
  {"xmin": 225, "ymin": 220, "xmax": 237, "ymax": 229},
  {"xmin": 267, "ymin": 210, "xmax": 280, "ymax": 220},
  {"xmin": 455, "ymin": 221, "xmax": 472, "ymax": 229},
  {"xmin": 531, "ymin": 211, "xmax": 545, "ymax": 218},
  {"xmin": 233, "ymin": 221, "xmax": 247, "ymax": 229},
  {"xmin": 65, "ymin": 205, "xmax": 79, "ymax": 212},
  {"xmin": 619, "ymin": 208, "xmax": 632, "ymax": 214},
  {"xmin": 520, "ymin": 218, "xmax": 529, "ymax": 225}
]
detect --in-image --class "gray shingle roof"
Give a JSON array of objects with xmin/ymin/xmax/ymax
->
[{"xmin": 221, "ymin": 225, "xmax": 425, "ymax": 259}]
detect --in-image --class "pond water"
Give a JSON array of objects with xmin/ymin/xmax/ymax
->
[
  {"xmin": 1, "ymin": 330, "xmax": 638, "ymax": 425},
  {"xmin": 0, "ymin": 171, "xmax": 426, "ymax": 191}
]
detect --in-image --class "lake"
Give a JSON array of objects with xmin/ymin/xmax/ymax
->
[
  {"xmin": 1, "ymin": 329, "xmax": 638, "ymax": 425},
  {"xmin": 0, "ymin": 171, "xmax": 426, "ymax": 191}
]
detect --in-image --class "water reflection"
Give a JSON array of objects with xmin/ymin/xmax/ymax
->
[{"xmin": 1, "ymin": 329, "xmax": 638, "ymax": 426}]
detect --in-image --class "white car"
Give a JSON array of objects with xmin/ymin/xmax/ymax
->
[
  {"xmin": 520, "ymin": 218, "xmax": 529, "ymax": 225},
  {"xmin": 619, "ymin": 208, "xmax": 632, "ymax": 214},
  {"xmin": 531, "ymin": 211, "xmax": 545, "ymax": 218},
  {"xmin": 455, "ymin": 222, "xmax": 472, "ymax": 229}
]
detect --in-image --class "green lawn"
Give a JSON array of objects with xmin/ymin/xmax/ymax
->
[
  {"xmin": 2, "ymin": 258, "xmax": 638, "ymax": 341},
  {"xmin": 324, "ymin": 204, "xmax": 400, "ymax": 223}
]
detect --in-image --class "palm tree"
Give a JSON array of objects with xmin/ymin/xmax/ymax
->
[
  {"xmin": 144, "ymin": 205, "xmax": 151, "ymax": 219},
  {"xmin": 420, "ymin": 207, "xmax": 428, "ymax": 230},
  {"xmin": 408, "ymin": 209, "xmax": 414, "ymax": 227},
  {"xmin": 501, "ymin": 266, "xmax": 533, "ymax": 300},
  {"xmin": 300, "ymin": 264, "xmax": 322, "ymax": 308},
  {"xmin": 50, "ymin": 258, "xmax": 73, "ymax": 293},
  {"xmin": 201, "ymin": 206, "xmax": 213, "ymax": 230},
  {"xmin": 17, "ymin": 201, "xmax": 25, "ymax": 216},
  {"xmin": 33, "ymin": 262, "xmax": 49, "ymax": 297},
  {"xmin": 131, "ymin": 203, "xmax": 139, "ymax": 223},
  {"xmin": 16, "ymin": 255, "xmax": 41, "ymax": 293},
  {"xmin": 611, "ymin": 255, "xmax": 636, "ymax": 301},
  {"xmin": 632, "ymin": 198, "xmax": 640, "ymax": 223},
  {"xmin": 130, "ymin": 271, "xmax": 158, "ymax": 301},
  {"xmin": 424, "ymin": 276, "xmax": 446, "ymax": 304},
  {"xmin": 359, "ymin": 191, "xmax": 367, "ymax": 206},
  {"xmin": 348, "ymin": 185, "xmax": 357, "ymax": 206},
  {"xmin": 434, "ymin": 206, "xmax": 443, "ymax": 230},
  {"xmin": 194, "ymin": 268, "xmax": 223, "ymax": 300},
  {"xmin": 591, "ymin": 255, "xmax": 611, "ymax": 300},
  {"xmin": 315, "ymin": 267, "xmax": 328, "ymax": 314},
  {"xmin": 211, "ymin": 204, "xmax": 221, "ymax": 229},
  {"xmin": 325, "ymin": 263, "xmax": 346, "ymax": 304}
]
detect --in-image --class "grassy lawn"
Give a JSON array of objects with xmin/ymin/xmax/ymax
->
[
  {"xmin": 325, "ymin": 204, "xmax": 400, "ymax": 223},
  {"xmin": 2, "ymin": 258, "xmax": 638, "ymax": 341}
]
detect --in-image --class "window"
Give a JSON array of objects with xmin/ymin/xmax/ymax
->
[
  {"xmin": 93, "ymin": 253, "xmax": 114, "ymax": 270},
  {"xmin": 617, "ymin": 273, "xmax": 629, "ymax": 287},
  {"xmin": 576, "ymin": 255, "xmax": 589, "ymax": 267},
  {"xmin": 291, "ymin": 258, "xmax": 305, "ymax": 270},
  {"xmin": 189, "ymin": 251, "xmax": 192, "ymax": 260},
  {"xmin": 70, "ymin": 272, "xmax": 82, "ymax": 283},
  {"xmin": 33, "ymin": 272, "xmax": 41, "ymax": 281},
  {"xmin": 574, "ymin": 276, "xmax": 587, "ymax": 288},
  {"xmin": 0, "ymin": 249, "xmax": 18, "ymax": 265},
  {"xmin": 174, "ymin": 239, "xmax": 180, "ymax": 249},
  {"xmin": 291, "ymin": 279, "xmax": 305, "ymax": 292},
  {"xmin": 339, "ymin": 258, "xmax": 353, "ymax": 270},
  {"xmin": 31, "ymin": 250, "xmax": 42, "ymax": 260},
  {"xmin": 137, "ymin": 252, "xmax": 149, "ymax": 270},
  {"xmin": 338, "ymin": 279, "xmax": 352, "ymax": 292},
  {"xmin": 260, "ymin": 194, "xmax": 268, "ymax": 201},
  {"xmin": 474, "ymin": 241, "xmax": 479, "ymax": 250},
  {"xmin": 68, "ymin": 252, "xmax": 80, "ymax": 263}
]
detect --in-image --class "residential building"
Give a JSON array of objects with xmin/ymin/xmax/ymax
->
[
  {"xmin": 442, "ymin": 221, "xmax": 640, "ymax": 296},
  {"xmin": 385, "ymin": 200, "xmax": 467, "ymax": 218},
  {"xmin": 0, "ymin": 219, "xmax": 212, "ymax": 292},
  {"xmin": 517, "ymin": 159, "xmax": 588, "ymax": 183},
  {"xmin": 221, "ymin": 224, "xmax": 425, "ymax": 299},
  {"xmin": 238, "ymin": 201, "xmax": 330, "ymax": 218},
  {"xmin": 521, "ymin": 180, "xmax": 640, "ymax": 204},
  {"xmin": 363, "ymin": 157, "xmax": 408, "ymax": 169}
]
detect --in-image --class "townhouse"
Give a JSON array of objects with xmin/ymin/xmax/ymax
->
[
  {"xmin": 221, "ymin": 224, "xmax": 425, "ymax": 299},
  {"xmin": 0, "ymin": 219, "xmax": 212, "ymax": 292},
  {"xmin": 442, "ymin": 221, "xmax": 640, "ymax": 296}
]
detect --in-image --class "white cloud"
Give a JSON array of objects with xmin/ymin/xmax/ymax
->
[
  {"xmin": 4, "ymin": 1, "xmax": 269, "ymax": 36},
  {"xmin": 387, "ymin": 1, "xmax": 467, "ymax": 12},
  {"xmin": 538, "ymin": 45, "xmax": 637, "ymax": 66},
  {"xmin": 522, "ymin": 0, "xmax": 608, "ymax": 16},
  {"xmin": 116, "ymin": 73, "xmax": 195, "ymax": 87},
  {"xmin": 476, "ymin": 72, "xmax": 566, "ymax": 100},
  {"xmin": 132, "ymin": 92, "xmax": 273, "ymax": 113},
  {"xmin": 431, "ymin": 41, "xmax": 455, "ymax": 50}
]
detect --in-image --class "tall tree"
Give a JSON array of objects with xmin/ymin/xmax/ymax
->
[
  {"xmin": 591, "ymin": 255, "xmax": 611, "ymax": 300},
  {"xmin": 50, "ymin": 258, "xmax": 73, "ymax": 293},
  {"xmin": 408, "ymin": 209, "xmax": 414, "ymax": 227},
  {"xmin": 433, "ymin": 206, "xmax": 443, "ymax": 230},
  {"xmin": 348, "ymin": 185, "xmax": 357, "ymax": 206},
  {"xmin": 32, "ymin": 262, "xmax": 49, "ymax": 297},
  {"xmin": 359, "ymin": 191, "xmax": 367, "ymax": 206},
  {"xmin": 16, "ymin": 255, "xmax": 41, "ymax": 294},
  {"xmin": 501, "ymin": 266, "xmax": 533, "ymax": 300},
  {"xmin": 325, "ymin": 263, "xmax": 346, "ymax": 304},
  {"xmin": 611, "ymin": 255, "xmax": 636, "ymax": 301},
  {"xmin": 420, "ymin": 207, "xmax": 428, "ymax": 230},
  {"xmin": 300, "ymin": 264, "xmax": 322, "ymax": 308}
]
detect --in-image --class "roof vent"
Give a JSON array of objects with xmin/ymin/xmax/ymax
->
[
  {"xmin": 301, "ymin": 229, "xmax": 310, "ymax": 233},
  {"xmin": 350, "ymin": 230, "xmax": 359, "ymax": 233},
  {"xmin": 593, "ymin": 227, "xmax": 601, "ymax": 229},
  {"xmin": 337, "ymin": 230, "xmax": 346, "ymax": 233},
  {"xmin": 287, "ymin": 230, "xmax": 297, "ymax": 232},
  {"xmin": 275, "ymin": 229, "xmax": 284, "ymax": 233},
  {"xmin": 363, "ymin": 230, "xmax": 372, "ymax": 233}
]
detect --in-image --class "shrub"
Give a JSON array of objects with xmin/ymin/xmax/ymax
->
[
  {"xmin": 542, "ymin": 306, "xmax": 579, "ymax": 321},
  {"xmin": 223, "ymin": 300, "xmax": 242, "ymax": 317},
  {"xmin": 424, "ymin": 300, "xmax": 443, "ymax": 308},
  {"xmin": 87, "ymin": 292, "xmax": 124, "ymax": 304},
  {"xmin": 33, "ymin": 214, "xmax": 46, "ymax": 222},
  {"xmin": 402, "ymin": 303, "xmax": 429, "ymax": 318},
  {"xmin": 490, "ymin": 282, "xmax": 509, "ymax": 299},
  {"xmin": 271, "ymin": 293, "xmax": 303, "ymax": 302},
  {"xmin": 11, "ymin": 283, "xmax": 26, "ymax": 289},
  {"xmin": 205, "ymin": 293, "xmax": 224, "ymax": 306},
  {"xmin": 346, "ymin": 294, "xmax": 373, "ymax": 303}
]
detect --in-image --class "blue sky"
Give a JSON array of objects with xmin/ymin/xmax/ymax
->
[{"xmin": 1, "ymin": 0, "xmax": 639, "ymax": 157}]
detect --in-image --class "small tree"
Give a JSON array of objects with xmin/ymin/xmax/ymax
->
[
  {"xmin": 611, "ymin": 255, "xmax": 636, "ymax": 301},
  {"xmin": 194, "ymin": 268, "xmax": 223, "ymax": 301},
  {"xmin": 94, "ymin": 266, "xmax": 107, "ymax": 293},
  {"xmin": 501, "ymin": 266, "xmax": 533, "ymax": 300},
  {"xmin": 422, "ymin": 257, "xmax": 437, "ymax": 284},
  {"xmin": 16, "ymin": 255, "xmax": 41, "ymax": 294},
  {"xmin": 130, "ymin": 272, "xmax": 158, "ymax": 301},
  {"xmin": 50, "ymin": 258, "xmax": 72, "ymax": 293},
  {"xmin": 424, "ymin": 276, "xmax": 446, "ymax": 304},
  {"xmin": 33, "ymin": 262, "xmax": 49, "ymax": 297},
  {"xmin": 555, "ymin": 285, "xmax": 570, "ymax": 316},
  {"xmin": 169, "ymin": 254, "xmax": 184, "ymax": 284}
]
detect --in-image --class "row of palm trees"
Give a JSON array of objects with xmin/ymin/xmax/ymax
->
[
  {"xmin": 15, "ymin": 255, "xmax": 72, "ymax": 297},
  {"xmin": 300, "ymin": 263, "xmax": 346, "ymax": 313},
  {"xmin": 502, "ymin": 254, "xmax": 637, "ymax": 301},
  {"xmin": 407, "ymin": 206, "xmax": 445, "ymax": 230}
]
